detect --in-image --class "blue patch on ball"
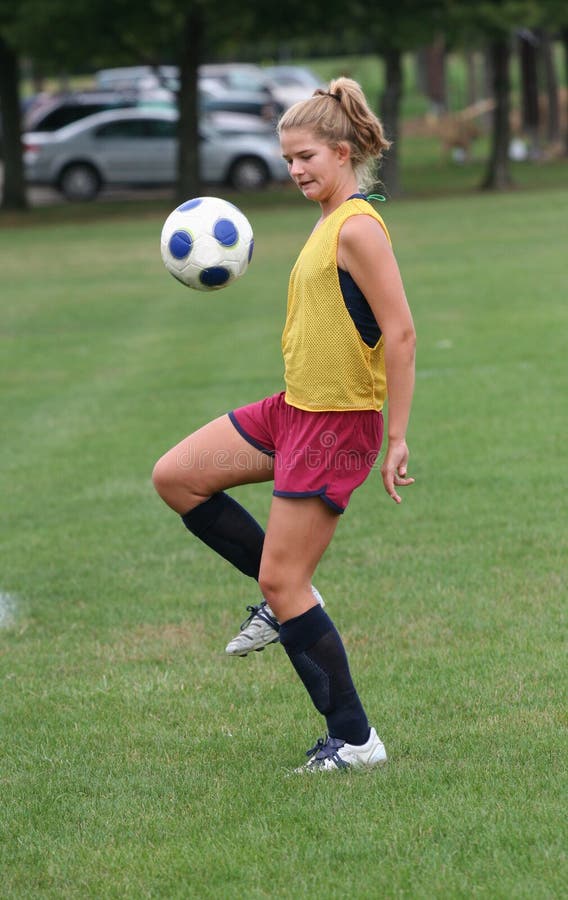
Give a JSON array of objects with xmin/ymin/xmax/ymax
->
[
  {"xmin": 169, "ymin": 230, "xmax": 193, "ymax": 259},
  {"xmin": 248, "ymin": 239, "xmax": 254, "ymax": 263},
  {"xmin": 177, "ymin": 197, "xmax": 203, "ymax": 212},
  {"xmin": 214, "ymin": 218, "xmax": 238, "ymax": 247},
  {"xmin": 200, "ymin": 266, "xmax": 231, "ymax": 288}
]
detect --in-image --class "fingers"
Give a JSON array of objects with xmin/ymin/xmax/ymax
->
[
  {"xmin": 382, "ymin": 468, "xmax": 415, "ymax": 503},
  {"xmin": 394, "ymin": 474, "xmax": 415, "ymax": 487},
  {"xmin": 382, "ymin": 470, "xmax": 401, "ymax": 503},
  {"xmin": 380, "ymin": 441, "xmax": 414, "ymax": 503}
]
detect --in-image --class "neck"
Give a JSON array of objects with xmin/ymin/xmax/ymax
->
[{"xmin": 319, "ymin": 180, "xmax": 361, "ymax": 219}]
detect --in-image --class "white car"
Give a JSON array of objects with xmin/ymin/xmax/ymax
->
[
  {"xmin": 23, "ymin": 106, "xmax": 289, "ymax": 201},
  {"xmin": 263, "ymin": 66, "xmax": 324, "ymax": 107}
]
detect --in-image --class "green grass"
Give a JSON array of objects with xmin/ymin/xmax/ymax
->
[{"xmin": 1, "ymin": 188, "xmax": 567, "ymax": 898}]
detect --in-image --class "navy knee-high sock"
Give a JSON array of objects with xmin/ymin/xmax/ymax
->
[
  {"xmin": 181, "ymin": 492, "xmax": 264, "ymax": 579},
  {"xmin": 279, "ymin": 604, "xmax": 370, "ymax": 746}
]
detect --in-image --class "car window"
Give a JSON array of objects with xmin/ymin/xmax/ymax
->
[
  {"xmin": 33, "ymin": 104, "xmax": 108, "ymax": 131},
  {"xmin": 95, "ymin": 119, "xmax": 148, "ymax": 138},
  {"xmin": 225, "ymin": 72, "xmax": 267, "ymax": 93},
  {"xmin": 145, "ymin": 119, "xmax": 177, "ymax": 138},
  {"xmin": 95, "ymin": 118, "xmax": 176, "ymax": 139}
]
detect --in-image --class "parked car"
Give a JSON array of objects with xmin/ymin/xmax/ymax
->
[
  {"xmin": 95, "ymin": 65, "xmax": 179, "ymax": 92},
  {"xmin": 200, "ymin": 63, "xmax": 321, "ymax": 110},
  {"xmin": 23, "ymin": 90, "xmax": 139, "ymax": 133},
  {"xmin": 94, "ymin": 65, "xmax": 281, "ymax": 116},
  {"xmin": 95, "ymin": 64, "xmax": 284, "ymax": 121},
  {"xmin": 199, "ymin": 84, "xmax": 282, "ymax": 121},
  {"xmin": 263, "ymin": 65, "xmax": 322, "ymax": 90},
  {"xmin": 201, "ymin": 110, "xmax": 275, "ymax": 134},
  {"xmin": 262, "ymin": 65, "xmax": 323, "ymax": 106},
  {"xmin": 199, "ymin": 63, "xmax": 273, "ymax": 97},
  {"xmin": 23, "ymin": 107, "xmax": 289, "ymax": 200}
]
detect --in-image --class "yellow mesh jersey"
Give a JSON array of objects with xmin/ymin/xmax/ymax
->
[{"xmin": 282, "ymin": 197, "xmax": 391, "ymax": 412}]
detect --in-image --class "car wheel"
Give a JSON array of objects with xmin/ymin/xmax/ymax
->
[
  {"xmin": 228, "ymin": 156, "xmax": 269, "ymax": 191},
  {"xmin": 58, "ymin": 163, "xmax": 102, "ymax": 201}
]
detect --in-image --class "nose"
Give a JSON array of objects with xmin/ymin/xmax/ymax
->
[{"xmin": 289, "ymin": 158, "xmax": 304, "ymax": 177}]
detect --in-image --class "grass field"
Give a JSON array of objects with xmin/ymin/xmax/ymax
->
[{"xmin": 1, "ymin": 187, "xmax": 567, "ymax": 898}]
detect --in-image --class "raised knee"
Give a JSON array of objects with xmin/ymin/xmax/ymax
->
[
  {"xmin": 152, "ymin": 451, "xmax": 210, "ymax": 513},
  {"xmin": 151, "ymin": 455, "xmax": 172, "ymax": 499}
]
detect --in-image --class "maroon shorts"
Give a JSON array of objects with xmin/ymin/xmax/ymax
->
[{"xmin": 228, "ymin": 391, "xmax": 383, "ymax": 513}]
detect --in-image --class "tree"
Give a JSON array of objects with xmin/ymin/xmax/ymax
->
[
  {"xmin": 0, "ymin": 32, "xmax": 26, "ymax": 208},
  {"xmin": 518, "ymin": 28, "xmax": 540, "ymax": 154},
  {"xmin": 539, "ymin": 29, "xmax": 560, "ymax": 146},
  {"xmin": 563, "ymin": 27, "xmax": 568, "ymax": 154},
  {"xmin": 417, "ymin": 38, "xmax": 448, "ymax": 113},
  {"xmin": 349, "ymin": 0, "xmax": 449, "ymax": 197},
  {"xmin": 246, "ymin": 0, "xmax": 450, "ymax": 197},
  {"xmin": 445, "ymin": 1, "xmax": 541, "ymax": 191},
  {"xmin": 481, "ymin": 34, "xmax": 513, "ymax": 189},
  {"xmin": 538, "ymin": 0, "xmax": 568, "ymax": 154}
]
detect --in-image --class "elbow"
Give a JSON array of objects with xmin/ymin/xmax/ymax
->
[
  {"xmin": 384, "ymin": 325, "xmax": 416, "ymax": 364},
  {"xmin": 397, "ymin": 324, "xmax": 416, "ymax": 358},
  {"xmin": 404, "ymin": 324, "xmax": 416, "ymax": 352}
]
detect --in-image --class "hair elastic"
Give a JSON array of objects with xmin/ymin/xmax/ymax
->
[{"xmin": 366, "ymin": 193, "xmax": 386, "ymax": 202}]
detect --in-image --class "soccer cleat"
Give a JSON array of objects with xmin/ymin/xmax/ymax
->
[
  {"xmin": 225, "ymin": 600, "xmax": 280, "ymax": 656},
  {"xmin": 295, "ymin": 727, "xmax": 387, "ymax": 773},
  {"xmin": 225, "ymin": 585, "xmax": 324, "ymax": 657}
]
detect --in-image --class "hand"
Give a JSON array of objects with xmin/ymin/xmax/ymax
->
[{"xmin": 380, "ymin": 439, "xmax": 415, "ymax": 504}]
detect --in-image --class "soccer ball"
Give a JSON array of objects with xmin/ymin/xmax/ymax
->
[{"xmin": 160, "ymin": 196, "xmax": 254, "ymax": 291}]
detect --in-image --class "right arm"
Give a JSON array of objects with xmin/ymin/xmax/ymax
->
[{"xmin": 338, "ymin": 215, "xmax": 416, "ymax": 503}]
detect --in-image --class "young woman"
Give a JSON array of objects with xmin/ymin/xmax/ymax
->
[{"xmin": 152, "ymin": 78, "xmax": 416, "ymax": 772}]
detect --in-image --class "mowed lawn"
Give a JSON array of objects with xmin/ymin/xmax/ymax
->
[{"xmin": 0, "ymin": 188, "xmax": 566, "ymax": 898}]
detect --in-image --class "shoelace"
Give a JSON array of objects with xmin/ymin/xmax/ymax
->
[
  {"xmin": 304, "ymin": 735, "xmax": 349, "ymax": 769},
  {"xmin": 239, "ymin": 602, "xmax": 280, "ymax": 633},
  {"xmin": 305, "ymin": 735, "xmax": 345, "ymax": 759},
  {"xmin": 306, "ymin": 737, "xmax": 327, "ymax": 758}
]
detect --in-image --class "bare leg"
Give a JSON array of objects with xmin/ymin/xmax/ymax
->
[
  {"xmin": 152, "ymin": 414, "xmax": 274, "ymax": 580},
  {"xmin": 258, "ymin": 496, "xmax": 339, "ymax": 622},
  {"xmin": 152, "ymin": 413, "xmax": 274, "ymax": 512}
]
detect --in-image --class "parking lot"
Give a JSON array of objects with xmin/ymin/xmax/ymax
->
[{"xmin": 0, "ymin": 162, "xmax": 177, "ymax": 207}]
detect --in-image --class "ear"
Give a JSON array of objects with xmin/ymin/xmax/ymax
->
[{"xmin": 336, "ymin": 141, "xmax": 351, "ymax": 165}]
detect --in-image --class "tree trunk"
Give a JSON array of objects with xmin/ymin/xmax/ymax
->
[
  {"xmin": 379, "ymin": 47, "xmax": 403, "ymax": 198},
  {"xmin": 561, "ymin": 27, "xmax": 568, "ymax": 155},
  {"xmin": 176, "ymin": 7, "xmax": 203, "ymax": 203},
  {"xmin": 0, "ymin": 35, "xmax": 27, "ymax": 210},
  {"xmin": 481, "ymin": 37, "xmax": 513, "ymax": 191},
  {"xmin": 424, "ymin": 38, "xmax": 447, "ymax": 114},
  {"xmin": 416, "ymin": 41, "xmax": 446, "ymax": 112},
  {"xmin": 465, "ymin": 50, "xmax": 479, "ymax": 108},
  {"xmin": 539, "ymin": 30, "xmax": 560, "ymax": 145},
  {"xmin": 519, "ymin": 31, "xmax": 540, "ymax": 155}
]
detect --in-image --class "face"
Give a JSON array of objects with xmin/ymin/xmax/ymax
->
[{"xmin": 280, "ymin": 127, "xmax": 352, "ymax": 204}]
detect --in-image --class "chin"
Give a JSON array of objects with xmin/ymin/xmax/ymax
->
[{"xmin": 301, "ymin": 185, "xmax": 321, "ymax": 201}]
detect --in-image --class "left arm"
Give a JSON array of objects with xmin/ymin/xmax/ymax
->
[{"xmin": 338, "ymin": 215, "xmax": 416, "ymax": 503}]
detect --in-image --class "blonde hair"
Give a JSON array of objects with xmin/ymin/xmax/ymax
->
[{"xmin": 277, "ymin": 77, "xmax": 391, "ymax": 192}]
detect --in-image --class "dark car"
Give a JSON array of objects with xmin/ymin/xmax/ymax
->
[
  {"xmin": 199, "ymin": 86, "xmax": 282, "ymax": 122},
  {"xmin": 23, "ymin": 91, "xmax": 139, "ymax": 133}
]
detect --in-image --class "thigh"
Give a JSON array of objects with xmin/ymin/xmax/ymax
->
[
  {"xmin": 154, "ymin": 414, "xmax": 274, "ymax": 511},
  {"xmin": 259, "ymin": 496, "xmax": 340, "ymax": 621}
]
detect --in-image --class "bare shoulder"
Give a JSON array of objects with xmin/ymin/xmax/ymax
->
[{"xmin": 338, "ymin": 213, "xmax": 392, "ymax": 269}]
